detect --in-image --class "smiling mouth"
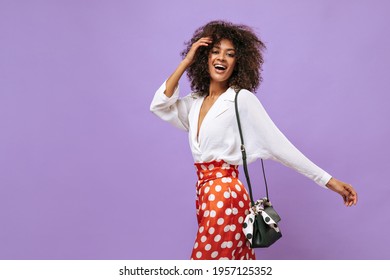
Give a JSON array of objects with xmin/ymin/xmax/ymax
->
[{"xmin": 214, "ymin": 64, "xmax": 227, "ymax": 71}]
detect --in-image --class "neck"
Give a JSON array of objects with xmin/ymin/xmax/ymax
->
[{"xmin": 208, "ymin": 80, "xmax": 229, "ymax": 98}]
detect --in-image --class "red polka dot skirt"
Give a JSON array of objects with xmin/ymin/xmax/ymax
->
[{"xmin": 191, "ymin": 160, "xmax": 256, "ymax": 260}]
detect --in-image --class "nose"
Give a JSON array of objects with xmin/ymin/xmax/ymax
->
[{"xmin": 217, "ymin": 52, "xmax": 226, "ymax": 61}]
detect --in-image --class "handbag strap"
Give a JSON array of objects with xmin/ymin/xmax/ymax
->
[{"xmin": 234, "ymin": 91, "xmax": 270, "ymax": 206}]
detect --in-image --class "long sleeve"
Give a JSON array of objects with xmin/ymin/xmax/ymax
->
[
  {"xmin": 150, "ymin": 81, "xmax": 196, "ymax": 131},
  {"xmin": 238, "ymin": 89, "xmax": 332, "ymax": 188}
]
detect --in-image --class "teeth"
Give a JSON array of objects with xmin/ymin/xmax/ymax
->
[{"xmin": 214, "ymin": 64, "xmax": 227, "ymax": 70}]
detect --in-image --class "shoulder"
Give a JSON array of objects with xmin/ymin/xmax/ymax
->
[
  {"xmin": 235, "ymin": 88, "xmax": 268, "ymax": 119},
  {"xmin": 237, "ymin": 88, "xmax": 261, "ymax": 105},
  {"xmin": 222, "ymin": 87, "xmax": 257, "ymax": 102},
  {"xmin": 238, "ymin": 88, "xmax": 254, "ymax": 97}
]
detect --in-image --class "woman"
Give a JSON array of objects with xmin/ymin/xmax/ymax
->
[{"xmin": 150, "ymin": 21, "xmax": 357, "ymax": 260}]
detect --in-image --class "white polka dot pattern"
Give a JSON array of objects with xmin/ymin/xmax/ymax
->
[
  {"xmin": 192, "ymin": 160, "xmax": 255, "ymax": 260},
  {"xmin": 225, "ymin": 208, "xmax": 232, "ymax": 215}
]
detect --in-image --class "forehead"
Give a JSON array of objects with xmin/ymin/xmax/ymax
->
[{"xmin": 213, "ymin": 38, "xmax": 235, "ymax": 49}]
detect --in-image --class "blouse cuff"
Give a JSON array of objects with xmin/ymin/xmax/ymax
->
[
  {"xmin": 157, "ymin": 81, "xmax": 179, "ymax": 102},
  {"xmin": 318, "ymin": 172, "xmax": 332, "ymax": 189},
  {"xmin": 150, "ymin": 80, "xmax": 180, "ymax": 113}
]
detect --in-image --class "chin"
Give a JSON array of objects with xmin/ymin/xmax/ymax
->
[{"xmin": 210, "ymin": 74, "xmax": 231, "ymax": 84}]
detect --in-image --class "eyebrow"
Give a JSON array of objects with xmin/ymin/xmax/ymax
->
[{"xmin": 212, "ymin": 46, "xmax": 236, "ymax": 51}]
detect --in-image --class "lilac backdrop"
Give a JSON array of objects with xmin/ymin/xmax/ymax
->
[{"xmin": 0, "ymin": 0, "xmax": 389, "ymax": 260}]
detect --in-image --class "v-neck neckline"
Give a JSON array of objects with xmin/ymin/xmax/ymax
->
[{"xmin": 195, "ymin": 88, "xmax": 229, "ymax": 143}]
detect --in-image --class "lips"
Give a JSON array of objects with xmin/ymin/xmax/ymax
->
[
  {"xmin": 213, "ymin": 64, "xmax": 228, "ymax": 74},
  {"xmin": 214, "ymin": 64, "xmax": 227, "ymax": 70}
]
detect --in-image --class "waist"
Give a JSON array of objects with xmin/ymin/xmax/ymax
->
[{"xmin": 194, "ymin": 159, "xmax": 239, "ymax": 182}]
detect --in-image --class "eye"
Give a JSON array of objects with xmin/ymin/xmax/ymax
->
[
  {"xmin": 211, "ymin": 50, "xmax": 219, "ymax": 54},
  {"xmin": 227, "ymin": 52, "xmax": 236, "ymax": 58}
]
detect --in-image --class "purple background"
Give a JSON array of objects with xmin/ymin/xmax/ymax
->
[{"xmin": 0, "ymin": 0, "xmax": 389, "ymax": 260}]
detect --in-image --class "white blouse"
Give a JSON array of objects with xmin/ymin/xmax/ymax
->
[{"xmin": 150, "ymin": 81, "xmax": 332, "ymax": 188}]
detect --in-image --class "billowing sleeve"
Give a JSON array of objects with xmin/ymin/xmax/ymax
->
[
  {"xmin": 150, "ymin": 81, "xmax": 195, "ymax": 131},
  {"xmin": 238, "ymin": 90, "xmax": 332, "ymax": 188}
]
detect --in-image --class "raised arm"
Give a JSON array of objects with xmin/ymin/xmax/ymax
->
[
  {"xmin": 165, "ymin": 37, "xmax": 212, "ymax": 97},
  {"xmin": 150, "ymin": 37, "xmax": 213, "ymax": 131}
]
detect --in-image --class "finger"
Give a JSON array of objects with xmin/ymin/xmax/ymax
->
[
  {"xmin": 198, "ymin": 37, "xmax": 212, "ymax": 43},
  {"xmin": 346, "ymin": 184, "xmax": 356, "ymax": 195},
  {"xmin": 345, "ymin": 195, "xmax": 353, "ymax": 206},
  {"xmin": 198, "ymin": 41, "xmax": 211, "ymax": 46},
  {"xmin": 346, "ymin": 185, "xmax": 358, "ymax": 205},
  {"xmin": 350, "ymin": 188, "xmax": 357, "ymax": 200},
  {"xmin": 342, "ymin": 194, "xmax": 347, "ymax": 205},
  {"xmin": 348, "ymin": 193, "xmax": 357, "ymax": 206},
  {"xmin": 196, "ymin": 39, "xmax": 212, "ymax": 46},
  {"xmin": 342, "ymin": 188, "xmax": 353, "ymax": 200},
  {"xmin": 352, "ymin": 193, "xmax": 358, "ymax": 206},
  {"xmin": 345, "ymin": 193, "xmax": 352, "ymax": 205},
  {"xmin": 191, "ymin": 42, "xmax": 210, "ymax": 52},
  {"xmin": 342, "ymin": 190, "xmax": 350, "ymax": 201}
]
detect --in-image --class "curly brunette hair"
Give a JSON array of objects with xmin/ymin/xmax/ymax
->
[{"xmin": 181, "ymin": 20, "xmax": 266, "ymax": 95}]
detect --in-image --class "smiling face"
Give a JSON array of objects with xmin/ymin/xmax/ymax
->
[{"xmin": 208, "ymin": 39, "xmax": 237, "ymax": 87}]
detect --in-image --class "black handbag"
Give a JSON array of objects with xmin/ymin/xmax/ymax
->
[{"xmin": 234, "ymin": 90, "xmax": 282, "ymax": 248}]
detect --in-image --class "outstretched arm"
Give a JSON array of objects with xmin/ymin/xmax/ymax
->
[{"xmin": 237, "ymin": 90, "xmax": 358, "ymax": 206}]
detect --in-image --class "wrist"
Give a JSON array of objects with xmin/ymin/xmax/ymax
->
[
  {"xmin": 181, "ymin": 58, "xmax": 192, "ymax": 67},
  {"xmin": 326, "ymin": 177, "xmax": 335, "ymax": 189}
]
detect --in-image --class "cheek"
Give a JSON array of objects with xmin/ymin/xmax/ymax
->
[
  {"xmin": 208, "ymin": 55, "xmax": 215, "ymax": 67},
  {"xmin": 207, "ymin": 61, "xmax": 214, "ymax": 73},
  {"xmin": 208, "ymin": 53, "xmax": 216, "ymax": 62},
  {"xmin": 229, "ymin": 61, "xmax": 237, "ymax": 73}
]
